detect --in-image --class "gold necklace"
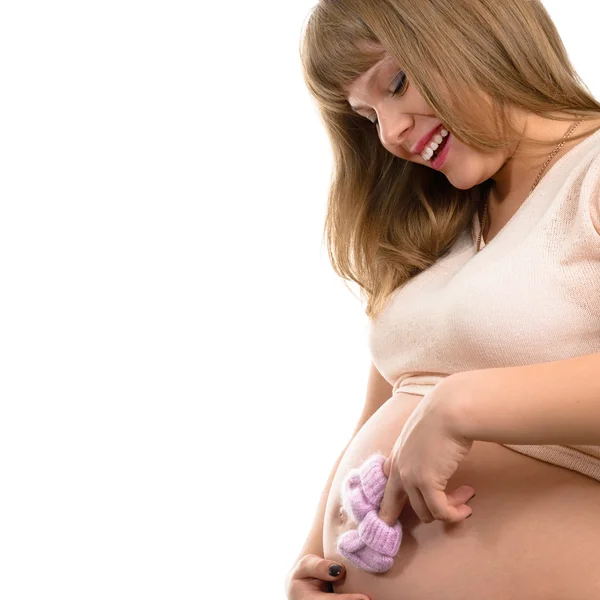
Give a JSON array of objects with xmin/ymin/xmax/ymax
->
[{"xmin": 477, "ymin": 118, "xmax": 584, "ymax": 252}]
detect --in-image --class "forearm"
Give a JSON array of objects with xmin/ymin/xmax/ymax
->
[{"xmin": 446, "ymin": 352, "xmax": 600, "ymax": 445}]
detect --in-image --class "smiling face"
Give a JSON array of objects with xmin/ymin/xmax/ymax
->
[{"xmin": 345, "ymin": 51, "xmax": 514, "ymax": 191}]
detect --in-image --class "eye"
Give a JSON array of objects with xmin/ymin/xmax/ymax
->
[
  {"xmin": 368, "ymin": 71, "xmax": 407, "ymax": 126},
  {"xmin": 391, "ymin": 71, "xmax": 407, "ymax": 97}
]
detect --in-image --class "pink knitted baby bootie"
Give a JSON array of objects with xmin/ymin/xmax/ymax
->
[
  {"xmin": 358, "ymin": 453, "xmax": 387, "ymax": 506},
  {"xmin": 336, "ymin": 453, "xmax": 403, "ymax": 574},
  {"xmin": 337, "ymin": 529, "xmax": 394, "ymax": 574},
  {"xmin": 341, "ymin": 469, "xmax": 374, "ymax": 523},
  {"xmin": 358, "ymin": 509, "xmax": 402, "ymax": 557}
]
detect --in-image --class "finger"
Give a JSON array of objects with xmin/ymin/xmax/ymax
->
[
  {"xmin": 382, "ymin": 456, "xmax": 392, "ymax": 477},
  {"xmin": 447, "ymin": 485, "xmax": 476, "ymax": 507},
  {"xmin": 293, "ymin": 555, "xmax": 347, "ymax": 582},
  {"xmin": 404, "ymin": 482, "xmax": 434, "ymax": 524},
  {"xmin": 421, "ymin": 487, "xmax": 473, "ymax": 523},
  {"xmin": 308, "ymin": 575, "xmax": 372, "ymax": 600},
  {"xmin": 318, "ymin": 586, "xmax": 371, "ymax": 600},
  {"xmin": 378, "ymin": 465, "xmax": 408, "ymax": 526},
  {"xmin": 316, "ymin": 591, "xmax": 371, "ymax": 600},
  {"xmin": 409, "ymin": 485, "xmax": 476, "ymax": 524},
  {"xmin": 293, "ymin": 576, "xmax": 371, "ymax": 600}
]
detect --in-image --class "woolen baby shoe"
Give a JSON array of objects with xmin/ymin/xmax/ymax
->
[
  {"xmin": 358, "ymin": 453, "xmax": 387, "ymax": 506},
  {"xmin": 358, "ymin": 509, "xmax": 402, "ymax": 557},
  {"xmin": 337, "ymin": 529, "xmax": 395, "ymax": 574},
  {"xmin": 336, "ymin": 453, "xmax": 403, "ymax": 574},
  {"xmin": 341, "ymin": 468, "xmax": 375, "ymax": 523}
]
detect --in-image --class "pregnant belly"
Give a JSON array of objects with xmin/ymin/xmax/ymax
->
[{"xmin": 323, "ymin": 391, "xmax": 600, "ymax": 600}]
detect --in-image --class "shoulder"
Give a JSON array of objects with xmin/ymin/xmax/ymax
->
[
  {"xmin": 581, "ymin": 141, "xmax": 600, "ymax": 235},
  {"xmin": 571, "ymin": 130, "xmax": 600, "ymax": 235}
]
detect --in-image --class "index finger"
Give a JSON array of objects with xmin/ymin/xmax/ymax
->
[{"xmin": 378, "ymin": 463, "xmax": 408, "ymax": 526}]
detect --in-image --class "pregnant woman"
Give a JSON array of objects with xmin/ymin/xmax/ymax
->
[{"xmin": 285, "ymin": 1, "xmax": 600, "ymax": 599}]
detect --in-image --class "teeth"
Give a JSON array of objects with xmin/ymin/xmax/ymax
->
[{"xmin": 422, "ymin": 128, "xmax": 449, "ymax": 161}]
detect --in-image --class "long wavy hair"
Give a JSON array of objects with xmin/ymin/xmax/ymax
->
[{"xmin": 299, "ymin": 0, "xmax": 600, "ymax": 320}]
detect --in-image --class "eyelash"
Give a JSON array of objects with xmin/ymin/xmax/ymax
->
[{"xmin": 369, "ymin": 72, "xmax": 407, "ymax": 125}]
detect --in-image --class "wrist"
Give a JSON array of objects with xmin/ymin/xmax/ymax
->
[{"xmin": 437, "ymin": 371, "xmax": 480, "ymax": 441}]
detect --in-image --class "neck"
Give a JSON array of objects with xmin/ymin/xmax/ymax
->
[{"xmin": 490, "ymin": 112, "xmax": 600, "ymax": 201}]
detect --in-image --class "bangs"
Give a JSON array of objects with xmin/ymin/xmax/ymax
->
[{"xmin": 300, "ymin": 2, "xmax": 386, "ymax": 113}]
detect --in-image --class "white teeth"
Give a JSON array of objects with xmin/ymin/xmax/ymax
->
[{"xmin": 422, "ymin": 128, "xmax": 449, "ymax": 160}]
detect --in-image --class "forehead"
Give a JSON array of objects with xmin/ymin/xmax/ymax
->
[{"xmin": 346, "ymin": 53, "xmax": 396, "ymax": 110}]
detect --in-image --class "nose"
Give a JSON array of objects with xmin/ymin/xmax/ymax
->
[{"xmin": 377, "ymin": 112, "xmax": 411, "ymax": 151}]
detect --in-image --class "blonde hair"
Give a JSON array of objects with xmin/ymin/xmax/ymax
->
[{"xmin": 299, "ymin": 0, "xmax": 600, "ymax": 320}]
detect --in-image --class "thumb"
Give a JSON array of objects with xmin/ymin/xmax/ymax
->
[
  {"xmin": 312, "ymin": 560, "xmax": 371, "ymax": 600},
  {"xmin": 324, "ymin": 572, "xmax": 371, "ymax": 600}
]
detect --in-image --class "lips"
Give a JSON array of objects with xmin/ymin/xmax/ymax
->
[{"xmin": 413, "ymin": 124, "xmax": 444, "ymax": 155}]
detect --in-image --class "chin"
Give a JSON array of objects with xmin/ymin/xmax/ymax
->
[
  {"xmin": 442, "ymin": 171, "xmax": 480, "ymax": 190},
  {"xmin": 442, "ymin": 157, "xmax": 491, "ymax": 191},
  {"xmin": 445, "ymin": 177, "xmax": 474, "ymax": 190}
]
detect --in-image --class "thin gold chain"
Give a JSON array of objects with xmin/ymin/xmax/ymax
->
[{"xmin": 477, "ymin": 118, "xmax": 583, "ymax": 252}]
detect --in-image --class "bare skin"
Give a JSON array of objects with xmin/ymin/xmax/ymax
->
[
  {"xmin": 345, "ymin": 50, "xmax": 600, "ymax": 243},
  {"xmin": 339, "ymin": 51, "xmax": 600, "ymax": 598},
  {"xmin": 323, "ymin": 392, "xmax": 600, "ymax": 599}
]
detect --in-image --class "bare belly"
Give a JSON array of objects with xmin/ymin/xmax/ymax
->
[{"xmin": 323, "ymin": 392, "xmax": 600, "ymax": 600}]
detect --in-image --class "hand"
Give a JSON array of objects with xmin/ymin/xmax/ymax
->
[
  {"xmin": 285, "ymin": 554, "xmax": 370, "ymax": 600},
  {"xmin": 378, "ymin": 380, "xmax": 476, "ymax": 525}
]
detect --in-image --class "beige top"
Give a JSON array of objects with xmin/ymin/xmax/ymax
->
[{"xmin": 367, "ymin": 127, "xmax": 600, "ymax": 481}]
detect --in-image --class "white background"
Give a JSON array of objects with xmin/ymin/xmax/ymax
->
[{"xmin": 0, "ymin": 1, "xmax": 597, "ymax": 598}]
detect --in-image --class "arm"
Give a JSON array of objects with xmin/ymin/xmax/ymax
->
[
  {"xmin": 292, "ymin": 360, "xmax": 394, "ymax": 562},
  {"xmin": 445, "ymin": 352, "xmax": 600, "ymax": 444}
]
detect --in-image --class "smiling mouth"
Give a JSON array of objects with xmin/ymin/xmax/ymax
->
[
  {"xmin": 421, "ymin": 128, "xmax": 449, "ymax": 163},
  {"xmin": 430, "ymin": 133, "xmax": 449, "ymax": 160}
]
